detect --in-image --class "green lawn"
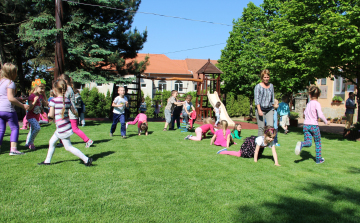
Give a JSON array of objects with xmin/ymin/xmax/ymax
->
[{"xmin": 0, "ymin": 121, "xmax": 359, "ymax": 222}]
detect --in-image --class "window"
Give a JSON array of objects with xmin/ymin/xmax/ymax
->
[
  {"xmin": 194, "ymin": 83, "xmax": 197, "ymax": 91},
  {"xmin": 175, "ymin": 81, "xmax": 183, "ymax": 92},
  {"xmin": 141, "ymin": 83, "xmax": 146, "ymax": 88},
  {"xmin": 97, "ymin": 83, "xmax": 103, "ymax": 87},
  {"xmin": 158, "ymin": 81, "xmax": 166, "ymax": 92},
  {"xmin": 321, "ymin": 78, "xmax": 326, "ymax": 85},
  {"xmin": 334, "ymin": 76, "xmax": 345, "ymax": 101}
]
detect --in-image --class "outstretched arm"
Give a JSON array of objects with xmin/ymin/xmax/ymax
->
[
  {"xmin": 210, "ymin": 134, "xmax": 216, "ymax": 145},
  {"xmin": 271, "ymin": 145, "xmax": 280, "ymax": 166},
  {"xmin": 254, "ymin": 145, "xmax": 260, "ymax": 162}
]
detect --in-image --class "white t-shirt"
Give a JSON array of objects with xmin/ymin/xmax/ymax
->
[
  {"xmin": 214, "ymin": 107, "xmax": 221, "ymax": 114},
  {"xmin": 255, "ymin": 136, "xmax": 274, "ymax": 148},
  {"xmin": 113, "ymin": 96, "xmax": 128, "ymax": 114}
]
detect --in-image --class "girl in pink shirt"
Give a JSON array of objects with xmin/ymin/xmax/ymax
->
[
  {"xmin": 126, "ymin": 113, "xmax": 148, "ymax": 135},
  {"xmin": 185, "ymin": 117, "xmax": 215, "ymax": 141},
  {"xmin": 295, "ymin": 85, "xmax": 328, "ymax": 164},
  {"xmin": 210, "ymin": 120, "xmax": 233, "ymax": 148}
]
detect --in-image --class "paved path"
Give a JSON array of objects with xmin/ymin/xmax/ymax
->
[{"xmin": 297, "ymin": 118, "xmax": 345, "ymax": 135}]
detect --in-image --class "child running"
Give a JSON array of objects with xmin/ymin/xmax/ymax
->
[
  {"xmin": 213, "ymin": 101, "xmax": 221, "ymax": 127},
  {"xmin": 110, "ymin": 86, "xmax": 128, "ymax": 138},
  {"xmin": 185, "ymin": 117, "xmax": 215, "ymax": 141},
  {"xmin": 218, "ymin": 126, "xmax": 280, "ymax": 166},
  {"xmin": 38, "ymin": 79, "xmax": 92, "ymax": 166},
  {"xmin": 25, "ymin": 78, "xmax": 46, "ymax": 150},
  {"xmin": 126, "ymin": 113, "xmax": 148, "ymax": 136},
  {"xmin": 295, "ymin": 85, "xmax": 328, "ymax": 164},
  {"xmin": 231, "ymin": 124, "xmax": 242, "ymax": 140},
  {"xmin": 210, "ymin": 120, "xmax": 233, "ymax": 148}
]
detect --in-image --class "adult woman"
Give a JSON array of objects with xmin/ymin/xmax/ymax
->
[
  {"xmin": 0, "ymin": 63, "xmax": 29, "ymax": 155},
  {"xmin": 254, "ymin": 69, "xmax": 274, "ymax": 136}
]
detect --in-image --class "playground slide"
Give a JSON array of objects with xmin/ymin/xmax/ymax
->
[{"xmin": 207, "ymin": 91, "xmax": 235, "ymax": 127}]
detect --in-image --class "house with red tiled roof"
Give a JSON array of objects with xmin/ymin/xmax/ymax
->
[{"xmin": 85, "ymin": 54, "xmax": 218, "ymax": 98}]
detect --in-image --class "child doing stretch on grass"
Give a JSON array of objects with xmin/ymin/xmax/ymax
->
[
  {"xmin": 184, "ymin": 117, "xmax": 215, "ymax": 141},
  {"xmin": 217, "ymin": 126, "xmax": 280, "ymax": 166},
  {"xmin": 295, "ymin": 85, "xmax": 328, "ymax": 164},
  {"xmin": 210, "ymin": 120, "xmax": 234, "ymax": 148},
  {"xmin": 25, "ymin": 79, "xmax": 46, "ymax": 150},
  {"xmin": 0, "ymin": 63, "xmax": 30, "ymax": 155},
  {"xmin": 231, "ymin": 124, "xmax": 242, "ymax": 140},
  {"xmin": 213, "ymin": 101, "xmax": 221, "ymax": 127},
  {"xmin": 126, "ymin": 113, "xmax": 148, "ymax": 136},
  {"xmin": 38, "ymin": 79, "xmax": 92, "ymax": 166}
]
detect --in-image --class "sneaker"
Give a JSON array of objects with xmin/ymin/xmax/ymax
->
[
  {"xmin": 28, "ymin": 143, "xmax": 36, "ymax": 150},
  {"xmin": 9, "ymin": 151, "xmax": 25, "ymax": 156},
  {"xmin": 122, "ymin": 136, "xmax": 126, "ymax": 139},
  {"xmin": 275, "ymin": 143, "xmax": 281, "ymax": 147},
  {"xmin": 84, "ymin": 157, "xmax": 93, "ymax": 166},
  {"xmin": 217, "ymin": 148, "xmax": 227, "ymax": 154},
  {"xmin": 285, "ymin": 130, "xmax": 289, "ymax": 134},
  {"xmin": 295, "ymin": 141, "xmax": 302, "ymax": 155},
  {"xmin": 20, "ymin": 127, "xmax": 28, "ymax": 130},
  {"xmin": 85, "ymin": 139, "xmax": 94, "ymax": 148},
  {"xmin": 56, "ymin": 143, "xmax": 63, "ymax": 147},
  {"xmin": 184, "ymin": 135, "xmax": 190, "ymax": 140},
  {"xmin": 37, "ymin": 161, "xmax": 50, "ymax": 165},
  {"xmin": 126, "ymin": 123, "xmax": 129, "ymax": 129},
  {"xmin": 109, "ymin": 133, "xmax": 113, "ymax": 137},
  {"xmin": 316, "ymin": 157, "xmax": 325, "ymax": 164}
]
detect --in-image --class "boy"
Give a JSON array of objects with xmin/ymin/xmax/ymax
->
[
  {"xmin": 164, "ymin": 90, "xmax": 184, "ymax": 131},
  {"xmin": 344, "ymin": 92, "xmax": 356, "ymax": 137},
  {"xmin": 182, "ymin": 95, "xmax": 196, "ymax": 128},
  {"xmin": 278, "ymin": 95, "xmax": 290, "ymax": 134},
  {"xmin": 110, "ymin": 86, "xmax": 128, "ymax": 138}
]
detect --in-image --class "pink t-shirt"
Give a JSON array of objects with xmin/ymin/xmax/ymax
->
[
  {"xmin": 214, "ymin": 129, "xmax": 231, "ymax": 147},
  {"xmin": 200, "ymin": 124, "xmax": 215, "ymax": 137},
  {"xmin": 26, "ymin": 94, "xmax": 44, "ymax": 121},
  {"xmin": 138, "ymin": 113, "xmax": 147, "ymax": 122},
  {"xmin": 303, "ymin": 100, "xmax": 327, "ymax": 125}
]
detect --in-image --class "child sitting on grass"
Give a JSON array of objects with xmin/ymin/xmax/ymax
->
[
  {"xmin": 185, "ymin": 117, "xmax": 215, "ymax": 141},
  {"xmin": 231, "ymin": 124, "xmax": 242, "ymax": 140},
  {"xmin": 210, "ymin": 120, "xmax": 233, "ymax": 148},
  {"xmin": 126, "ymin": 113, "xmax": 148, "ymax": 136},
  {"xmin": 217, "ymin": 125, "xmax": 280, "ymax": 166}
]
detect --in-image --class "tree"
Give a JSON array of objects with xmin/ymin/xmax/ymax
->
[{"xmin": 18, "ymin": 0, "xmax": 148, "ymax": 84}]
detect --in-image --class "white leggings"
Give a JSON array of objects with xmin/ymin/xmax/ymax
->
[
  {"xmin": 26, "ymin": 118, "xmax": 41, "ymax": 145},
  {"xmin": 44, "ymin": 133, "xmax": 89, "ymax": 163}
]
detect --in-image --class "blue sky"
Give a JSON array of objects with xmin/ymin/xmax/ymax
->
[{"xmin": 132, "ymin": 0, "xmax": 264, "ymax": 60}]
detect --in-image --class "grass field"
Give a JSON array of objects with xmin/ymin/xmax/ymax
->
[{"xmin": 0, "ymin": 121, "xmax": 360, "ymax": 222}]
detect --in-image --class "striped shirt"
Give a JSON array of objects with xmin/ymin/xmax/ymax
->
[
  {"xmin": 49, "ymin": 97, "xmax": 73, "ymax": 139},
  {"xmin": 254, "ymin": 83, "xmax": 274, "ymax": 111}
]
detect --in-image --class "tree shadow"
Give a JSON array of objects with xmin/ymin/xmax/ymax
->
[
  {"xmin": 347, "ymin": 167, "xmax": 360, "ymax": 174},
  {"xmin": 235, "ymin": 183, "xmax": 360, "ymax": 222},
  {"xmin": 294, "ymin": 151, "xmax": 316, "ymax": 163}
]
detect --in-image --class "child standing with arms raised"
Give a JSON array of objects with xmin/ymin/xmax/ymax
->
[
  {"xmin": 163, "ymin": 90, "xmax": 184, "ymax": 131},
  {"xmin": 110, "ymin": 86, "xmax": 128, "ymax": 138},
  {"xmin": 295, "ymin": 85, "xmax": 328, "ymax": 164},
  {"xmin": 38, "ymin": 79, "xmax": 92, "ymax": 166}
]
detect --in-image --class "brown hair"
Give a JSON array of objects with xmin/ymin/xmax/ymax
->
[
  {"xmin": 203, "ymin": 117, "xmax": 213, "ymax": 124},
  {"xmin": 186, "ymin": 95, "xmax": 192, "ymax": 100},
  {"xmin": 263, "ymin": 125, "xmax": 277, "ymax": 138},
  {"xmin": 140, "ymin": 122, "xmax": 148, "ymax": 133},
  {"xmin": 281, "ymin": 95, "xmax": 288, "ymax": 102},
  {"xmin": 220, "ymin": 120, "xmax": 228, "ymax": 136},
  {"xmin": 215, "ymin": 101, "xmax": 221, "ymax": 108},
  {"xmin": 1, "ymin": 63, "xmax": 17, "ymax": 81},
  {"xmin": 59, "ymin": 74, "xmax": 73, "ymax": 91},
  {"xmin": 232, "ymin": 123, "xmax": 241, "ymax": 134},
  {"xmin": 260, "ymin": 69, "xmax": 270, "ymax": 80},
  {"xmin": 308, "ymin": 85, "xmax": 321, "ymax": 98},
  {"xmin": 53, "ymin": 79, "xmax": 68, "ymax": 118},
  {"xmin": 171, "ymin": 90, "xmax": 178, "ymax": 95}
]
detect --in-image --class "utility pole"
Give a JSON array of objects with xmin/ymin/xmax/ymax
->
[{"xmin": 54, "ymin": 0, "xmax": 64, "ymax": 80}]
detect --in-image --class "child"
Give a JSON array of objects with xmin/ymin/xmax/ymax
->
[
  {"xmin": 163, "ymin": 90, "xmax": 184, "ymax": 131},
  {"xmin": 25, "ymin": 78, "xmax": 46, "ymax": 150},
  {"xmin": 110, "ymin": 86, "xmax": 128, "ymax": 138},
  {"xmin": 20, "ymin": 99, "xmax": 30, "ymax": 130},
  {"xmin": 171, "ymin": 99, "xmax": 183, "ymax": 130},
  {"xmin": 0, "ymin": 63, "xmax": 30, "ymax": 155},
  {"xmin": 139, "ymin": 97, "xmax": 147, "ymax": 113},
  {"xmin": 182, "ymin": 95, "xmax": 196, "ymax": 128},
  {"xmin": 74, "ymin": 89, "xmax": 85, "ymax": 127},
  {"xmin": 218, "ymin": 126, "xmax": 280, "ymax": 166},
  {"xmin": 231, "ymin": 124, "xmax": 242, "ymax": 140},
  {"xmin": 185, "ymin": 117, "xmax": 215, "ymax": 141},
  {"xmin": 295, "ymin": 85, "xmax": 328, "ymax": 164},
  {"xmin": 153, "ymin": 101, "xmax": 161, "ymax": 118},
  {"xmin": 210, "ymin": 120, "xmax": 233, "ymax": 148},
  {"xmin": 38, "ymin": 79, "xmax": 92, "ymax": 166},
  {"xmin": 273, "ymin": 99, "xmax": 280, "ymax": 146},
  {"xmin": 278, "ymin": 95, "xmax": 290, "ymax": 134},
  {"xmin": 126, "ymin": 113, "xmax": 148, "ymax": 136},
  {"xmin": 213, "ymin": 101, "xmax": 221, "ymax": 127}
]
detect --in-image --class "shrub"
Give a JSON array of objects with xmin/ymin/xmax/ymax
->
[
  {"xmin": 81, "ymin": 87, "xmax": 109, "ymax": 118},
  {"xmin": 290, "ymin": 111, "xmax": 299, "ymax": 120},
  {"xmin": 145, "ymin": 96, "xmax": 155, "ymax": 118}
]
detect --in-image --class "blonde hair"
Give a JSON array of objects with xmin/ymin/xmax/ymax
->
[
  {"xmin": 30, "ymin": 83, "xmax": 46, "ymax": 94},
  {"xmin": 260, "ymin": 69, "xmax": 270, "ymax": 80},
  {"xmin": 53, "ymin": 79, "xmax": 69, "ymax": 118},
  {"xmin": 220, "ymin": 120, "xmax": 228, "ymax": 136},
  {"xmin": 203, "ymin": 117, "xmax": 212, "ymax": 124},
  {"xmin": 264, "ymin": 125, "xmax": 277, "ymax": 138},
  {"xmin": 308, "ymin": 85, "xmax": 321, "ymax": 98},
  {"xmin": 1, "ymin": 63, "xmax": 17, "ymax": 81},
  {"xmin": 59, "ymin": 74, "xmax": 73, "ymax": 91}
]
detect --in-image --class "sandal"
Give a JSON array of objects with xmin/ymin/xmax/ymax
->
[{"xmin": 163, "ymin": 128, "xmax": 167, "ymax": 131}]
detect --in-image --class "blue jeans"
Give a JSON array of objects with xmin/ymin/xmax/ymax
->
[{"xmin": 110, "ymin": 113, "xmax": 126, "ymax": 136}]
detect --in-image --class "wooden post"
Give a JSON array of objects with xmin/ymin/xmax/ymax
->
[{"xmin": 54, "ymin": 0, "xmax": 64, "ymax": 80}]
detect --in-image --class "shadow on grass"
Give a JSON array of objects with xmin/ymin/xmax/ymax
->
[
  {"xmin": 90, "ymin": 151, "xmax": 115, "ymax": 161},
  {"xmin": 294, "ymin": 151, "xmax": 316, "ymax": 163},
  {"xmin": 348, "ymin": 167, "xmax": 360, "ymax": 174},
  {"xmin": 71, "ymin": 139, "xmax": 112, "ymax": 146},
  {"xmin": 235, "ymin": 183, "xmax": 360, "ymax": 222},
  {"xmin": 287, "ymin": 126, "xmax": 346, "ymax": 142}
]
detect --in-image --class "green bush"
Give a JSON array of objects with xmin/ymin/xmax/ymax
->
[
  {"xmin": 332, "ymin": 96, "xmax": 343, "ymax": 102},
  {"xmin": 290, "ymin": 111, "xmax": 299, "ymax": 120},
  {"xmin": 145, "ymin": 96, "xmax": 155, "ymax": 118},
  {"xmin": 81, "ymin": 87, "xmax": 111, "ymax": 118}
]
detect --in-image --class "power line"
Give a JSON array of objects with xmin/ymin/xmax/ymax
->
[
  {"xmin": 63, "ymin": 0, "xmax": 232, "ymax": 27},
  {"xmin": 162, "ymin": 43, "xmax": 226, "ymax": 54}
]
